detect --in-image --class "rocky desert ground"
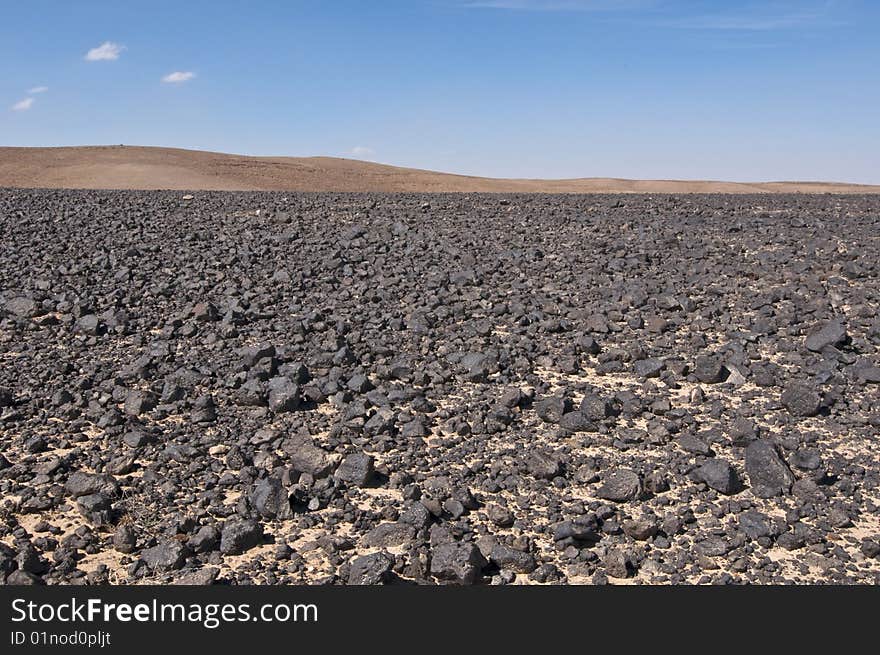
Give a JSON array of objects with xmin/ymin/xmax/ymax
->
[{"xmin": 1, "ymin": 189, "xmax": 879, "ymax": 585}]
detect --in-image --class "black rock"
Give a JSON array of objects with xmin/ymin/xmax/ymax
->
[
  {"xmin": 525, "ymin": 451, "xmax": 560, "ymax": 479},
  {"xmin": 348, "ymin": 552, "xmax": 394, "ymax": 585},
  {"xmin": 695, "ymin": 459, "xmax": 740, "ymax": 495},
  {"xmin": 16, "ymin": 544, "xmax": 49, "ymax": 575},
  {"xmin": 535, "ymin": 397, "xmax": 568, "ymax": 424},
  {"xmin": 791, "ymin": 448, "xmax": 822, "ymax": 471},
  {"xmin": 678, "ymin": 433, "xmax": 713, "ymax": 456},
  {"xmin": 6, "ymin": 570, "xmax": 45, "ymax": 585},
  {"xmin": 5, "ymin": 296, "xmax": 37, "ymax": 318},
  {"xmin": 430, "ymin": 542, "xmax": 487, "ymax": 584},
  {"xmin": 65, "ymin": 471, "xmax": 120, "ymax": 498},
  {"xmin": 603, "ymin": 549, "xmax": 633, "ymax": 578},
  {"xmin": 738, "ymin": 510, "xmax": 775, "ymax": 540},
  {"xmin": 220, "ymin": 518, "xmax": 263, "ymax": 555},
  {"xmin": 234, "ymin": 380, "xmax": 267, "ymax": 406},
  {"xmin": 284, "ymin": 438, "xmax": 331, "ymax": 477},
  {"xmin": 728, "ymin": 417, "xmax": 759, "ymax": 445},
  {"xmin": 490, "ymin": 543, "xmax": 537, "ymax": 573},
  {"xmin": 694, "ymin": 355, "xmax": 727, "ymax": 384},
  {"xmin": 633, "ymin": 358, "xmax": 664, "ymax": 378},
  {"xmin": 487, "ymin": 505, "xmax": 515, "ymax": 528},
  {"xmin": 596, "ymin": 469, "xmax": 642, "ymax": 502},
  {"xmin": 559, "ymin": 411, "xmax": 596, "ymax": 433},
  {"xmin": 77, "ymin": 314, "xmax": 103, "ymax": 335},
  {"xmin": 745, "ymin": 440, "xmax": 795, "ymax": 498},
  {"xmin": 579, "ymin": 393, "xmax": 613, "ymax": 421},
  {"xmin": 0, "ymin": 387, "xmax": 15, "ymax": 407},
  {"xmin": 780, "ymin": 383, "xmax": 822, "ymax": 417},
  {"xmin": 399, "ymin": 502, "xmax": 432, "ymax": 529},
  {"xmin": 335, "ymin": 452, "xmax": 374, "ymax": 487},
  {"xmin": 347, "ymin": 374, "xmax": 374, "ymax": 393},
  {"xmin": 141, "ymin": 540, "xmax": 188, "ymax": 571},
  {"xmin": 113, "ymin": 524, "xmax": 137, "ymax": 553},
  {"xmin": 76, "ymin": 493, "xmax": 113, "ymax": 527},
  {"xmin": 124, "ymin": 389, "xmax": 157, "ymax": 416},
  {"xmin": 122, "ymin": 429, "xmax": 153, "ymax": 448},
  {"xmin": 861, "ymin": 539, "xmax": 880, "ymax": 559},
  {"xmin": 856, "ymin": 365, "xmax": 880, "ymax": 383},
  {"xmin": 4, "ymin": 189, "xmax": 879, "ymax": 585},
  {"xmin": 172, "ymin": 568, "xmax": 219, "ymax": 586},
  {"xmin": 362, "ymin": 522, "xmax": 415, "ymax": 548},
  {"xmin": 552, "ymin": 517, "xmax": 599, "ymax": 543},
  {"xmin": 622, "ymin": 517, "xmax": 659, "ymax": 541},
  {"xmin": 805, "ymin": 320, "xmax": 848, "ymax": 352},
  {"xmin": 188, "ymin": 526, "xmax": 220, "ymax": 553},
  {"xmin": 268, "ymin": 377, "xmax": 301, "ymax": 413},
  {"xmin": 250, "ymin": 476, "xmax": 293, "ymax": 519}
]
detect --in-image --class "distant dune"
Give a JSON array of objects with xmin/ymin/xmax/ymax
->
[{"xmin": 1, "ymin": 145, "xmax": 878, "ymax": 194}]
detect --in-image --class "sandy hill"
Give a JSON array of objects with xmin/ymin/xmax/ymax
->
[{"xmin": 0, "ymin": 145, "xmax": 877, "ymax": 194}]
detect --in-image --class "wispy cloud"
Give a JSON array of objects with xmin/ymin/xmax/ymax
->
[
  {"xmin": 161, "ymin": 71, "xmax": 196, "ymax": 84},
  {"xmin": 463, "ymin": 0, "xmax": 841, "ymax": 30},
  {"xmin": 85, "ymin": 41, "xmax": 125, "ymax": 61},
  {"xmin": 28, "ymin": 86, "xmax": 49, "ymax": 94},
  {"xmin": 11, "ymin": 97, "xmax": 34, "ymax": 112},
  {"xmin": 349, "ymin": 146, "xmax": 375, "ymax": 158},
  {"xmin": 664, "ymin": 2, "xmax": 839, "ymax": 31},
  {"xmin": 462, "ymin": 0, "xmax": 648, "ymax": 9}
]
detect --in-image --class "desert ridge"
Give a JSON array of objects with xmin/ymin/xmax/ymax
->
[{"xmin": 1, "ymin": 145, "xmax": 878, "ymax": 193}]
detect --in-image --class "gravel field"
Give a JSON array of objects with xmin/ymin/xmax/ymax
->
[{"xmin": 1, "ymin": 189, "xmax": 879, "ymax": 585}]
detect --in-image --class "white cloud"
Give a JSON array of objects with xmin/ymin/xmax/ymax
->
[
  {"xmin": 350, "ymin": 146, "xmax": 375, "ymax": 158},
  {"xmin": 11, "ymin": 97, "xmax": 34, "ymax": 112},
  {"xmin": 161, "ymin": 71, "xmax": 196, "ymax": 84},
  {"xmin": 85, "ymin": 41, "xmax": 124, "ymax": 61},
  {"xmin": 28, "ymin": 86, "xmax": 48, "ymax": 94}
]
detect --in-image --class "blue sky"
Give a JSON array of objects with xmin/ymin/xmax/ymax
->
[{"xmin": 2, "ymin": 1, "xmax": 878, "ymax": 182}]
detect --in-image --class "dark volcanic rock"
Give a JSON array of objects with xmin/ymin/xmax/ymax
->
[
  {"xmin": 633, "ymin": 358, "xmax": 664, "ymax": 378},
  {"xmin": 604, "ymin": 549, "xmax": 633, "ymax": 579},
  {"xmin": 249, "ymin": 476, "xmax": 293, "ymax": 519},
  {"xmin": 5, "ymin": 296, "xmax": 37, "ymax": 318},
  {"xmin": 745, "ymin": 441, "xmax": 795, "ymax": 498},
  {"xmin": 738, "ymin": 510, "xmax": 775, "ymax": 540},
  {"xmin": 694, "ymin": 355, "xmax": 727, "ymax": 384},
  {"xmin": 597, "ymin": 469, "xmax": 642, "ymax": 502},
  {"xmin": 220, "ymin": 518, "xmax": 263, "ymax": 555},
  {"xmin": 362, "ymin": 522, "xmax": 415, "ymax": 548},
  {"xmin": 268, "ymin": 377, "xmax": 301, "ymax": 413},
  {"xmin": 695, "ymin": 459, "xmax": 740, "ymax": 495},
  {"xmin": 559, "ymin": 411, "xmax": 596, "ymax": 433},
  {"xmin": 2, "ymin": 190, "xmax": 879, "ymax": 585},
  {"xmin": 348, "ymin": 552, "xmax": 394, "ymax": 585},
  {"xmin": 113, "ymin": 524, "xmax": 137, "ymax": 553},
  {"xmin": 490, "ymin": 543, "xmax": 537, "ymax": 573},
  {"xmin": 142, "ymin": 540, "xmax": 188, "ymax": 571},
  {"xmin": 535, "ymin": 397, "xmax": 568, "ymax": 424},
  {"xmin": 65, "ymin": 471, "xmax": 120, "ymax": 499},
  {"xmin": 76, "ymin": 493, "xmax": 113, "ymax": 527},
  {"xmin": 335, "ymin": 452, "xmax": 374, "ymax": 487},
  {"xmin": 780, "ymin": 383, "xmax": 822, "ymax": 417},
  {"xmin": 284, "ymin": 438, "xmax": 332, "ymax": 477},
  {"xmin": 805, "ymin": 320, "xmax": 848, "ymax": 352},
  {"xmin": 124, "ymin": 389, "xmax": 157, "ymax": 416},
  {"xmin": 526, "ymin": 450, "xmax": 561, "ymax": 479},
  {"xmin": 188, "ymin": 526, "xmax": 220, "ymax": 554},
  {"xmin": 430, "ymin": 542, "xmax": 487, "ymax": 584},
  {"xmin": 579, "ymin": 393, "xmax": 613, "ymax": 421}
]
